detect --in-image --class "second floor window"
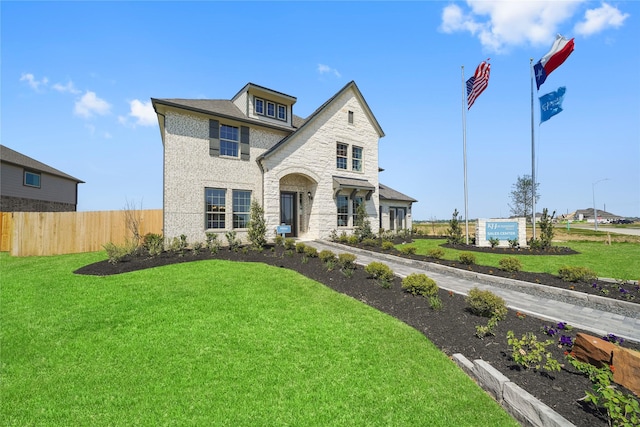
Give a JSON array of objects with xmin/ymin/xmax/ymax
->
[
  {"xmin": 24, "ymin": 170, "xmax": 41, "ymax": 188},
  {"xmin": 352, "ymin": 146, "xmax": 363, "ymax": 172},
  {"xmin": 336, "ymin": 143, "xmax": 348, "ymax": 169},
  {"xmin": 220, "ymin": 124, "xmax": 239, "ymax": 157}
]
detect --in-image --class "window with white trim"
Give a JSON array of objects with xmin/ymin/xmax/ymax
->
[
  {"xmin": 205, "ymin": 188, "xmax": 226, "ymax": 229},
  {"xmin": 266, "ymin": 101, "xmax": 275, "ymax": 118},
  {"xmin": 352, "ymin": 146, "xmax": 363, "ymax": 172},
  {"xmin": 255, "ymin": 98, "xmax": 264, "ymax": 115},
  {"xmin": 220, "ymin": 124, "xmax": 239, "ymax": 157},
  {"xmin": 24, "ymin": 170, "xmax": 41, "ymax": 188},
  {"xmin": 336, "ymin": 143, "xmax": 348, "ymax": 169},
  {"xmin": 337, "ymin": 195, "xmax": 349, "ymax": 227},
  {"xmin": 277, "ymin": 104, "xmax": 287, "ymax": 121},
  {"xmin": 233, "ymin": 190, "xmax": 251, "ymax": 229}
]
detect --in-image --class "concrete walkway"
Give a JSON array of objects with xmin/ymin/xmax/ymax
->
[{"xmin": 311, "ymin": 240, "xmax": 640, "ymax": 343}]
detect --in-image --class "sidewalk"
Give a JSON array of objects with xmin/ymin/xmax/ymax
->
[{"xmin": 312, "ymin": 240, "xmax": 640, "ymax": 343}]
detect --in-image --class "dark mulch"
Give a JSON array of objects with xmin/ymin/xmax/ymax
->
[{"xmin": 75, "ymin": 245, "xmax": 640, "ymax": 427}]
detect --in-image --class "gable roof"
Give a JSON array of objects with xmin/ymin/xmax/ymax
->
[
  {"xmin": 379, "ymin": 183, "xmax": 417, "ymax": 202},
  {"xmin": 0, "ymin": 145, "xmax": 84, "ymax": 183},
  {"xmin": 257, "ymin": 81, "xmax": 384, "ymax": 161}
]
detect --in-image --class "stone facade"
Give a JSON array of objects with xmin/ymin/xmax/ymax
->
[
  {"xmin": 0, "ymin": 195, "xmax": 76, "ymax": 212},
  {"xmin": 154, "ymin": 81, "xmax": 414, "ymax": 245}
]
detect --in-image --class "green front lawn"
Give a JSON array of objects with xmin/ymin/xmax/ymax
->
[
  {"xmin": 402, "ymin": 239, "xmax": 640, "ymax": 280},
  {"xmin": 1, "ymin": 252, "xmax": 517, "ymax": 426}
]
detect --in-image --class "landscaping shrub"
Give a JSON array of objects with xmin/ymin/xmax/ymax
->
[
  {"xmin": 274, "ymin": 235, "xmax": 284, "ymax": 246},
  {"xmin": 364, "ymin": 262, "xmax": 395, "ymax": 287},
  {"xmin": 247, "ymin": 200, "xmax": 267, "ymax": 250},
  {"xmin": 347, "ymin": 235, "xmax": 359, "ymax": 245},
  {"xmin": 169, "ymin": 234, "xmax": 189, "ymax": 256},
  {"xmin": 361, "ymin": 238, "xmax": 378, "ymax": 247},
  {"xmin": 191, "ymin": 241, "xmax": 203, "ymax": 255},
  {"xmin": 295, "ymin": 242, "xmax": 306, "ymax": 253},
  {"xmin": 429, "ymin": 295, "xmax": 443, "ymax": 310},
  {"xmin": 558, "ymin": 265, "xmax": 597, "ymax": 283},
  {"xmin": 465, "ymin": 287, "xmax": 507, "ymax": 320},
  {"xmin": 507, "ymin": 331, "xmax": 560, "ymax": 372},
  {"xmin": 338, "ymin": 253, "xmax": 357, "ymax": 273},
  {"xmin": 205, "ymin": 232, "xmax": 220, "ymax": 254},
  {"xmin": 303, "ymin": 246, "xmax": 318, "ymax": 258},
  {"xmin": 284, "ymin": 238, "xmax": 296, "ymax": 250},
  {"xmin": 427, "ymin": 248, "xmax": 444, "ymax": 259},
  {"xmin": 488, "ymin": 237, "xmax": 500, "ymax": 248},
  {"xmin": 103, "ymin": 241, "xmax": 135, "ymax": 264},
  {"xmin": 459, "ymin": 252, "xmax": 476, "ymax": 265},
  {"xmin": 446, "ymin": 208, "xmax": 463, "ymax": 244},
  {"xmin": 401, "ymin": 273, "xmax": 438, "ymax": 297},
  {"xmin": 499, "ymin": 256, "xmax": 522, "ymax": 272},
  {"xmin": 225, "ymin": 231, "xmax": 240, "ymax": 251},
  {"xmin": 399, "ymin": 245, "xmax": 417, "ymax": 255},
  {"xmin": 142, "ymin": 233, "xmax": 164, "ymax": 256},
  {"xmin": 319, "ymin": 249, "xmax": 336, "ymax": 264},
  {"xmin": 381, "ymin": 241, "xmax": 395, "ymax": 251}
]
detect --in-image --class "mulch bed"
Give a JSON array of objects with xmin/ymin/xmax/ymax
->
[{"xmin": 75, "ymin": 244, "xmax": 640, "ymax": 427}]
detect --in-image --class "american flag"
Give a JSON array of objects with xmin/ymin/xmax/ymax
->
[{"xmin": 466, "ymin": 60, "xmax": 491, "ymax": 109}]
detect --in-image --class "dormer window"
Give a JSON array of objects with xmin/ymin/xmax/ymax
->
[
  {"xmin": 254, "ymin": 96, "xmax": 287, "ymax": 122},
  {"xmin": 255, "ymin": 98, "xmax": 264, "ymax": 115},
  {"xmin": 278, "ymin": 104, "xmax": 287, "ymax": 121}
]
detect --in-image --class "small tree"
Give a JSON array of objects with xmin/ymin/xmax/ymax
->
[
  {"xmin": 538, "ymin": 208, "xmax": 556, "ymax": 249},
  {"xmin": 446, "ymin": 209, "xmax": 463, "ymax": 244},
  {"xmin": 508, "ymin": 175, "xmax": 540, "ymax": 221},
  {"xmin": 247, "ymin": 200, "xmax": 267, "ymax": 249},
  {"xmin": 354, "ymin": 202, "xmax": 375, "ymax": 241}
]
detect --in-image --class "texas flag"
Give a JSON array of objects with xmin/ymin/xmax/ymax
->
[{"xmin": 534, "ymin": 34, "xmax": 575, "ymax": 90}]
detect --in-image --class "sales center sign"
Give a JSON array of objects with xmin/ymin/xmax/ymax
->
[{"xmin": 486, "ymin": 222, "xmax": 518, "ymax": 241}]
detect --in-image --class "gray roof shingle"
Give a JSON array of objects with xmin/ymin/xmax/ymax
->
[{"xmin": 0, "ymin": 145, "xmax": 84, "ymax": 183}]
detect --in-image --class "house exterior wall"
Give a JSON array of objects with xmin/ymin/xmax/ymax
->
[
  {"xmin": 0, "ymin": 162, "xmax": 78, "ymax": 211},
  {"xmin": 162, "ymin": 110, "xmax": 286, "ymax": 243},
  {"xmin": 379, "ymin": 200, "xmax": 413, "ymax": 232},
  {"xmin": 261, "ymin": 88, "xmax": 380, "ymax": 240}
]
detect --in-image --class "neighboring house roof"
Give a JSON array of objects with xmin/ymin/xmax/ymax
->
[
  {"xmin": 0, "ymin": 145, "xmax": 84, "ymax": 183},
  {"xmin": 572, "ymin": 208, "xmax": 621, "ymax": 219},
  {"xmin": 379, "ymin": 183, "xmax": 417, "ymax": 202},
  {"xmin": 258, "ymin": 81, "xmax": 385, "ymax": 162}
]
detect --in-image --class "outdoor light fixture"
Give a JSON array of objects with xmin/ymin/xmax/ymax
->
[{"xmin": 307, "ymin": 191, "xmax": 312, "ymax": 200}]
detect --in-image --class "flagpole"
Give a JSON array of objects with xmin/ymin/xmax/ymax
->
[
  {"xmin": 530, "ymin": 58, "xmax": 537, "ymax": 241},
  {"xmin": 461, "ymin": 65, "xmax": 469, "ymax": 245}
]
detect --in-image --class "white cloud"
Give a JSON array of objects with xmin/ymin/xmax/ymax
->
[
  {"xmin": 20, "ymin": 73, "xmax": 48, "ymax": 91},
  {"xmin": 52, "ymin": 80, "xmax": 81, "ymax": 94},
  {"xmin": 440, "ymin": 1, "xmax": 583, "ymax": 53},
  {"xmin": 574, "ymin": 3, "xmax": 629, "ymax": 36},
  {"xmin": 74, "ymin": 91, "xmax": 111, "ymax": 118},
  {"xmin": 127, "ymin": 99, "xmax": 156, "ymax": 127},
  {"xmin": 317, "ymin": 64, "xmax": 341, "ymax": 78}
]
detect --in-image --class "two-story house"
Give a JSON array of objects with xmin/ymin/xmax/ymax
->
[
  {"xmin": 151, "ymin": 81, "xmax": 416, "ymax": 243},
  {"xmin": 0, "ymin": 145, "xmax": 84, "ymax": 212}
]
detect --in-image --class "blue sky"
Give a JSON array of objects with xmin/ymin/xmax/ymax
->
[{"xmin": 2, "ymin": 1, "xmax": 638, "ymax": 220}]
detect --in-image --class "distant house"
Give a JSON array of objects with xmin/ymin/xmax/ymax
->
[
  {"xmin": 0, "ymin": 145, "xmax": 84, "ymax": 212},
  {"xmin": 568, "ymin": 208, "xmax": 623, "ymax": 223},
  {"xmin": 152, "ymin": 81, "xmax": 417, "ymax": 243}
]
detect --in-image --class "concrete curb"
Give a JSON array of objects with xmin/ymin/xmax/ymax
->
[{"xmin": 452, "ymin": 354, "xmax": 576, "ymax": 427}]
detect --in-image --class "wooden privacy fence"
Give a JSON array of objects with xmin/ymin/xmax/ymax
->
[{"xmin": 0, "ymin": 210, "xmax": 162, "ymax": 256}]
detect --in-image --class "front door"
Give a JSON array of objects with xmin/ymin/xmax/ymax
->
[{"xmin": 280, "ymin": 192, "xmax": 297, "ymax": 237}]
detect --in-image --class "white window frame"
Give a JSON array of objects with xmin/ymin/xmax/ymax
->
[
  {"xmin": 24, "ymin": 170, "xmax": 41, "ymax": 188},
  {"xmin": 277, "ymin": 104, "xmax": 287, "ymax": 121},
  {"xmin": 336, "ymin": 142, "xmax": 348, "ymax": 170},
  {"xmin": 220, "ymin": 124, "xmax": 239, "ymax": 158},
  {"xmin": 352, "ymin": 146, "xmax": 363, "ymax": 172},
  {"xmin": 266, "ymin": 101, "xmax": 276, "ymax": 118},
  {"xmin": 232, "ymin": 190, "xmax": 251, "ymax": 229},
  {"xmin": 205, "ymin": 188, "xmax": 226, "ymax": 229},
  {"xmin": 255, "ymin": 98, "xmax": 264, "ymax": 115}
]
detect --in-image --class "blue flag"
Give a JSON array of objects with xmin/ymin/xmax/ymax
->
[{"xmin": 539, "ymin": 86, "xmax": 566, "ymax": 124}]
